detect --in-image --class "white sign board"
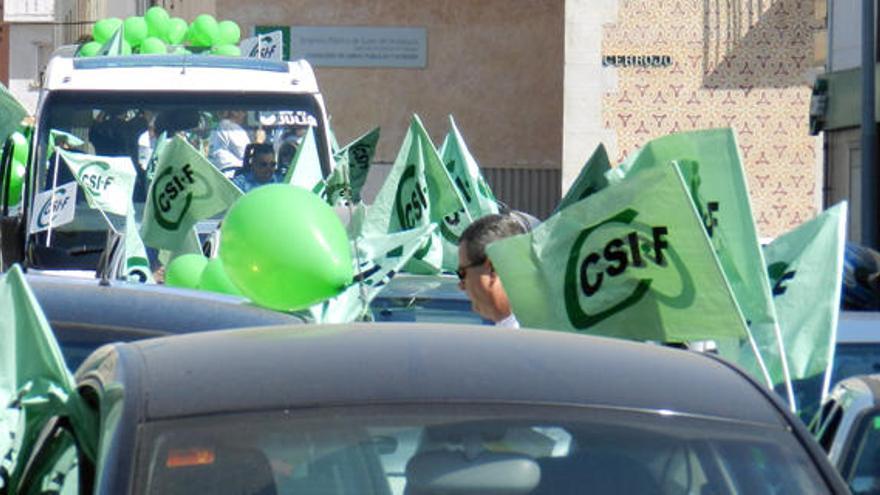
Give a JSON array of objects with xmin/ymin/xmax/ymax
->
[
  {"xmin": 290, "ymin": 26, "xmax": 426, "ymax": 68},
  {"xmin": 240, "ymin": 31, "xmax": 284, "ymax": 61},
  {"xmin": 30, "ymin": 182, "xmax": 77, "ymax": 233}
]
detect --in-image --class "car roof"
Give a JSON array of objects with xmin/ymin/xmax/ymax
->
[
  {"xmin": 88, "ymin": 324, "xmax": 787, "ymax": 426},
  {"xmin": 836, "ymin": 311, "xmax": 880, "ymax": 343},
  {"xmin": 43, "ymin": 55, "xmax": 319, "ymax": 94},
  {"xmin": 29, "ymin": 273, "xmax": 303, "ymax": 334}
]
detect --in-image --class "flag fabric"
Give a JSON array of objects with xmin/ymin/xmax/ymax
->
[
  {"xmin": 123, "ymin": 204, "xmax": 154, "ymax": 284},
  {"xmin": 311, "ymin": 224, "xmax": 437, "ymax": 323},
  {"xmin": 283, "ymin": 126, "xmax": 324, "ymax": 194},
  {"xmin": 323, "ymin": 153, "xmax": 349, "ymax": 206},
  {"xmin": 555, "ymin": 144, "xmax": 611, "ymax": 214},
  {"xmin": 335, "ymin": 127, "xmax": 380, "ymax": 203},
  {"xmin": 141, "ymin": 135, "xmax": 241, "ymax": 250},
  {"xmin": 362, "ymin": 115, "xmax": 465, "ymax": 273},
  {"xmin": 579, "ymin": 129, "xmax": 787, "ymax": 398},
  {"xmin": 57, "ymin": 149, "xmax": 136, "ymax": 217},
  {"xmin": 0, "ymin": 266, "xmax": 96, "ymax": 492},
  {"xmin": 47, "ymin": 129, "xmax": 85, "ymax": 158},
  {"xmin": 487, "ymin": 164, "xmax": 749, "ymax": 344},
  {"xmin": 437, "ymin": 116, "xmax": 497, "ymax": 268},
  {"xmin": 98, "ymin": 26, "xmax": 125, "ymax": 56},
  {"xmin": 0, "ymin": 83, "xmax": 26, "ymax": 147},
  {"xmin": 764, "ymin": 202, "xmax": 847, "ymax": 413},
  {"xmin": 157, "ymin": 226, "xmax": 202, "ymax": 267}
]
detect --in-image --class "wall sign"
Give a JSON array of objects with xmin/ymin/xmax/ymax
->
[
  {"xmin": 289, "ymin": 26, "xmax": 427, "ymax": 69},
  {"xmin": 602, "ymin": 55, "xmax": 673, "ymax": 68}
]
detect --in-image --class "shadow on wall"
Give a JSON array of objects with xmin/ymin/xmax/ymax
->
[{"xmin": 701, "ymin": 0, "xmax": 821, "ymax": 89}]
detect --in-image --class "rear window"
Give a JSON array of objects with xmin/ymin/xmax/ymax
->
[
  {"xmin": 832, "ymin": 343, "xmax": 880, "ymax": 385},
  {"xmin": 136, "ymin": 404, "xmax": 831, "ymax": 495}
]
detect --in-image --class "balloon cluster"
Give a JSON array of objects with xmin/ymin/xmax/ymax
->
[
  {"xmin": 79, "ymin": 7, "xmax": 242, "ymax": 57},
  {"xmin": 165, "ymin": 185, "xmax": 353, "ymax": 312}
]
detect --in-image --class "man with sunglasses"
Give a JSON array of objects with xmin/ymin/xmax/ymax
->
[
  {"xmin": 457, "ymin": 213, "xmax": 529, "ymax": 328},
  {"xmin": 233, "ymin": 143, "xmax": 283, "ymax": 193}
]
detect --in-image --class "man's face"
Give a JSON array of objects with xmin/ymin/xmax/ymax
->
[
  {"xmin": 252, "ymin": 152, "xmax": 277, "ymax": 183},
  {"xmin": 458, "ymin": 242, "xmax": 495, "ymax": 320}
]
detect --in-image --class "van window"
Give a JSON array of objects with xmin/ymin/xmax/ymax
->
[{"xmin": 30, "ymin": 91, "xmax": 330, "ymax": 272}]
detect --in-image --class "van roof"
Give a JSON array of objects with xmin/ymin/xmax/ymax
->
[{"xmin": 43, "ymin": 55, "xmax": 320, "ymax": 94}]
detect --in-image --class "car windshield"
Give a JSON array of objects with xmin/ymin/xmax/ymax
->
[
  {"xmin": 29, "ymin": 91, "xmax": 329, "ymax": 272},
  {"xmin": 136, "ymin": 404, "xmax": 830, "ymax": 495}
]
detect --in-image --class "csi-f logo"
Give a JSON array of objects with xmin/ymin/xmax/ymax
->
[
  {"xmin": 767, "ymin": 262, "xmax": 796, "ymax": 297},
  {"xmin": 77, "ymin": 161, "xmax": 114, "ymax": 197},
  {"xmin": 36, "ymin": 188, "xmax": 72, "ymax": 229},
  {"xmin": 151, "ymin": 163, "xmax": 210, "ymax": 230},
  {"xmin": 394, "ymin": 164, "xmax": 429, "ymax": 230},
  {"xmin": 564, "ymin": 209, "xmax": 671, "ymax": 329}
]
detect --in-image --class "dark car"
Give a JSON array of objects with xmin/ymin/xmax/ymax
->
[
  {"xmin": 27, "ymin": 273, "xmax": 303, "ymax": 370},
  {"xmin": 810, "ymin": 374, "xmax": 880, "ymax": 494},
  {"xmin": 18, "ymin": 324, "xmax": 847, "ymax": 494}
]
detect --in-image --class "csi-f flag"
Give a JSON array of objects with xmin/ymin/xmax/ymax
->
[
  {"xmin": 311, "ymin": 223, "xmax": 437, "ymax": 323},
  {"xmin": 57, "ymin": 148, "xmax": 136, "ymax": 217},
  {"xmin": 487, "ymin": 164, "xmax": 749, "ymax": 344},
  {"xmin": 555, "ymin": 144, "xmax": 611, "ymax": 214},
  {"xmin": 283, "ymin": 125, "xmax": 324, "ymax": 194},
  {"xmin": 601, "ymin": 129, "xmax": 789, "ymax": 399},
  {"xmin": 438, "ymin": 117, "xmax": 497, "ymax": 268},
  {"xmin": 123, "ymin": 203, "xmax": 154, "ymax": 284},
  {"xmin": 765, "ymin": 202, "xmax": 847, "ymax": 411},
  {"xmin": 0, "ymin": 83, "xmax": 26, "ymax": 146},
  {"xmin": 0, "ymin": 266, "xmax": 96, "ymax": 492},
  {"xmin": 332, "ymin": 127, "xmax": 380, "ymax": 203},
  {"xmin": 363, "ymin": 115, "xmax": 465, "ymax": 273},
  {"xmin": 141, "ymin": 135, "xmax": 241, "ymax": 250}
]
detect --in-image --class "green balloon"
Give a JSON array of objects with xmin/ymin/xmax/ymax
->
[
  {"xmin": 167, "ymin": 17, "xmax": 188, "ymax": 45},
  {"xmin": 123, "ymin": 16, "xmax": 148, "ymax": 47},
  {"xmin": 93, "ymin": 18, "xmax": 122, "ymax": 44},
  {"xmin": 191, "ymin": 14, "xmax": 219, "ymax": 47},
  {"xmin": 10, "ymin": 132, "xmax": 28, "ymax": 164},
  {"xmin": 5, "ymin": 160, "xmax": 25, "ymax": 207},
  {"xmin": 145, "ymin": 6, "xmax": 170, "ymax": 40},
  {"xmin": 217, "ymin": 20, "xmax": 241, "ymax": 46},
  {"xmin": 165, "ymin": 254, "xmax": 208, "ymax": 289},
  {"xmin": 198, "ymin": 258, "xmax": 242, "ymax": 296},
  {"xmin": 78, "ymin": 41, "xmax": 103, "ymax": 57},
  {"xmin": 140, "ymin": 37, "xmax": 167, "ymax": 55},
  {"xmin": 220, "ymin": 185, "xmax": 353, "ymax": 311},
  {"xmin": 121, "ymin": 40, "xmax": 133, "ymax": 55},
  {"xmin": 211, "ymin": 44, "xmax": 241, "ymax": 57}
]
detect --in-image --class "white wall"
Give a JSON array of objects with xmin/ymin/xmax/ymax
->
[
  {"xmin": 8, "ymin": 23, "xmax": 54, "ymax": 113},
  {"xmin": 561, "ymin": 0, "xmax": 619, "ymax": 194}
]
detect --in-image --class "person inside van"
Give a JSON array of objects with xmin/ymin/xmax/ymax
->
[
  {"xmin": 209, "ymin": 110, "xmax": 251, "ymax": 172},
  {"xmin": 233, "ymin": 143, "xmax": 282, "ymax": 193}
]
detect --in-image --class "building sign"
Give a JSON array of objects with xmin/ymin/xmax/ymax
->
[
  {"xmin": 289, "ymin": 26, "xmax": 427, "ymax": 69},
  {"xmin": 602, "ymin": 55, "xmax": 672, "ymax": 68}
]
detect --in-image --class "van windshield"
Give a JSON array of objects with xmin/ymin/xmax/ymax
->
[{"xmin": 29, "ymin": 91, "xmax": 330, "ymax": 272}]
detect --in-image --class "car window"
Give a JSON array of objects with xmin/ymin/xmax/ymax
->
[
  {"xmin": 842, "ymin": 411, "xmax": 880, "ymax": 494},
  {"xmin": 136, "ymin": 404, "xmax": 831, "ymax": 495},
  {"xmin": 370, "ymin": 297, "xmax": 489, "ymax": 325},
  {"xmin": 832, "ymin": 343, "xmax": 880, "ymax": 385}
]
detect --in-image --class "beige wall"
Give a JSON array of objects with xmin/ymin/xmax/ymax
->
[{"xmin": 217, "ymin": 0, "xmax": 564, "ymax": 170}]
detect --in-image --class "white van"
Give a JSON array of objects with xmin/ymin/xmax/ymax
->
[{"xmin": 1, "ymin": 53, "xmax": 333, "ymax": 274}]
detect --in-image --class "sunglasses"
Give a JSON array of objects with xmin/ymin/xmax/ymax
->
[
  {"xmin": 255, "ymin": 160, "xmax": 276, "ymax": 168},
  {"xmin": 456, "ymin": 259, "xmax": 485, "ymax": 281}
]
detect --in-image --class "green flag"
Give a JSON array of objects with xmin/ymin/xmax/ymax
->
[
  {"xmin": 764, "ymin": 202, "xmax": 847, "ymax": 413},
  {"xmin": 141, "ymin": 135, "xmax": 241, "ymax": 250},
  {"xmin": 362, "ymin": 115, "xmax": 464, "ymax": 273},
  {"xmin": 124, "ymin": 203, "xmax": 154, "ymax": 284},
  {"xmin": 335, "ymin": 127, "xmax": 380, "ymax": 203},
  {"xmin": 283, "ymin": 126, "xmax": 324, "ymax": 194},
  {"xmin": 98, "ymin": 26, "xmax": 125, "ymax": 56},
  {"xmin": 487, "ymin": 164, "xmax": 749, "ymax": 344},
  {"xmin": 555, "ymin": 144, "xmax": 611, "ymax": 214},
  {"xmin": 606, "ymin": 129, "xmax": 790, "ymax": 401},
  {"xmin": 437, "ymin": 116, "xmax": 497, "ymax": 269},
  {"xmin": 0, "ymin": 266, "xmax": 96, "ymax": 492},
  {"xmin": 0, "ymin": 83, "xmax": 26, "ymax": 147},
  {"xmin": 157, "ymin": 226, "xmax": 202, "ymax": 267},
  {"xmin": 57, "ymin": 149, "xmax": 136, "ymax": 217},
  {"xmin": 311, "ymin": 224, "xmax": 437, "ymax": 323},
  {"xmin": 47, "ymin": 129, "xmax": 85, "ymax": 158}
]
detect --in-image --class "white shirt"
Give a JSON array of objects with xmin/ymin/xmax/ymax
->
[
  {"xmin": 208, "ymin": 119, "xmax": 250, "ymax": 170},
  {"xmin": 496, "ymin": 313, "xmax": 520, "ymax": 329}
]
